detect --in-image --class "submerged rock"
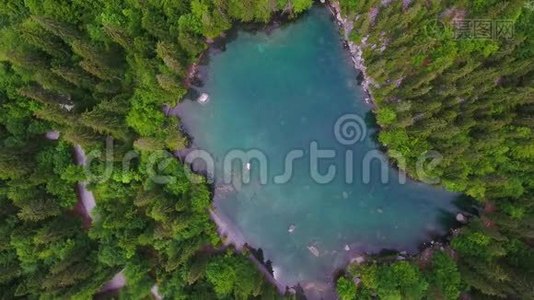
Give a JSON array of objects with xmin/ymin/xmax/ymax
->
[
  {"xmin": 308, "ymin": 245, "xmax": 320, "ymax": 257},
  {"xmin": 288, "ymin": 224, "xmax": 296, "ymax": 233},
  {"xmin": 197, "ymin": 93, "xmax": 209, "ymax": 103},
  {"xmin": 456, "ymin": 213, "xmax": 467, "ymax": 223}
]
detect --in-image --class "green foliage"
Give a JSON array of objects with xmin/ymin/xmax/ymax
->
[
  {"xmin": 356, "ymin": 0, "xmax": 534, "ymax": 201},
  {"xmin": 205, "ymin": 254, "xmax": 238, "ymax": 297},
  {"xmin": 376, "ymin": 106, "xmax": 397, "ymax": 126},
  {"xmin": 427, "ymin": 252, "xmax": 462, "ymax": 300},
  {"xmin": 1, "ymin": 0, "xmax": 533, "ymax": 299},
  {"xmin": 0, "ymin": 0, "xmax": 298, "ymax": 298},
  {"xmin": 340, "ymin": 1, "xmax": 534, "ymax": 298},
  {"xmin": 292, "ymin": 0, "xmax": 314, "ymax": 14},
  {"xmin": 345, "ymin": 261, "xmax": 428, "ymax": 300},
  {"xmin": 336, "ymin": 275, "xmax": 356, "ymax": 300},
  {"xmin": 204, "ymin": 251, "xmax": 269, "ymax": 299}
]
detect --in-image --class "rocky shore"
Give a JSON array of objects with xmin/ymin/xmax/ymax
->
[{"xmin": 326, "ymin": 1, "xmax": 376, "ymax": 106}]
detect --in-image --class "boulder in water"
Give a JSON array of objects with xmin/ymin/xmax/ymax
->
[
  {"xmin": 288, "ymin": 224, "xmax": 296, "ymax": 233},
  {"xmin": 456, "ymin": 213, "xmax": 467, "ymax": 223},
  {"xmin": 197, "ymin": 93, "xmax": 209, "ymax": 103},
  {"xmin": 307, "ymin": 245, "xmax": 320, "ymax": 257}
]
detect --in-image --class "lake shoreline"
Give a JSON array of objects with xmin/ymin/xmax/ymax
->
[
  {"xmin": 324, "ymin": 0, "xmax": 479, "ymax": 286},
  {"xmin": 185, "ymin": 2, "xmax": 377, "ymax": 109},
  {"xmin": 184, "ymin": 8, "xmax": 301, "ymax": 90},
  {"xmin": 176, "ymin": 4, "xmax": 470, "ymax": 298},
  {"xmin": 326, "ymin": 1, "xmax": 376, "ymax": 108}
]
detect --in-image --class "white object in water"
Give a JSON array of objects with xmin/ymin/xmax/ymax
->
[
  {"xmin": 246, "ymin": 162, "xmax": 251, "ymax": 171},
  {"xmin": 197, "ymin": 93, "xmax": 209, "ymax": 103},
  {"xmin": 344, "ymin": 244, "xmax": 350, "ymax": 251},
  {"xmin": 308, "ymin": 245, "xmax": 320, "ymax": 257},
  {"xmin": 288, "ymin": 224, "xmax": 296, "ymax": 233}
]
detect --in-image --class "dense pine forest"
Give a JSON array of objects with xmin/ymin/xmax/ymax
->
[
  {"xmin": 335, "ymin": 0, "xmax": 534, "ymax": 299},
  {"xmin": 0, "ymin": 0, "xmax": 532, "ymax": 299},
  {"xmin": 0, "ymin": 0, "xmax": 308, "ymax": 298}
]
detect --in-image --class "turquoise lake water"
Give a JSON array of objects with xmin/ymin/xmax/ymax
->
[{"xmin": 178, "ymin": 7, "xmax": 460, "ymax": 297}]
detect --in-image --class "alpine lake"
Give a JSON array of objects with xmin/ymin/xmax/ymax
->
[{"xmin": 177, "ymin": 7, "xmax": 462, "ymax": 298}]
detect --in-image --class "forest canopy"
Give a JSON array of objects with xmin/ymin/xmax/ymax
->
[
  {"xmin": 0, "ymin": 0, "xmax": 312, "ymax": 298},
  {"xmin": 0, "ymin": 0, "xmax": 532, "ymax": 299}
]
